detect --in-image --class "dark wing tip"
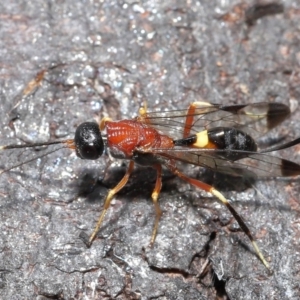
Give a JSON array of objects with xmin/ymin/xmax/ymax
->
[
  {"xmin": 267, "ymin": 103, "xmax": 291, "ymax": 130},
  {"xmin": 281, "ymin": 159, "xmax": 300, "ymax": 177}
]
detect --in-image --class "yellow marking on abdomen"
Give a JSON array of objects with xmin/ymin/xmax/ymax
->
[
  {"xmin": 193, "ymin": 130, "xmax": 209, "ymax": 148},
  {"xmin": 192, "ymin": 130, "xmax": 218, "ymax": 149}
]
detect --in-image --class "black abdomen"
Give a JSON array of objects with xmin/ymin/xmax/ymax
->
[{"xmin": 208, "ymin": 127, "xmax": 257, "ymax": 160}]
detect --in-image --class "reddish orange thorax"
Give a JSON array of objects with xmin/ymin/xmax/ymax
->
[{"xmin": 105, "ymin": 119, "xmax": 173, "ymax": 158}]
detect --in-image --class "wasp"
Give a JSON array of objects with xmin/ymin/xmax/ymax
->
[{"xmin": 1, "ymin": 101, "xmax": 300, "ymax": 272}]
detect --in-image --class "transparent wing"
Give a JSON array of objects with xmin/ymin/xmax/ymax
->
[
  {"xmin": 141, "ymin": 102, "xmax": 290, "ymax": 140},
  {"xmin": 143, "ymin": 147, "xmax": 300, "ymax": 178}
]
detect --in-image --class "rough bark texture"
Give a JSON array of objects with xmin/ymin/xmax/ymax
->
[{"xmin": 0, "ymin": 1, "xmax": 300, "ymax": 299}]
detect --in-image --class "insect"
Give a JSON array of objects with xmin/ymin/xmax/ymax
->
[{"xmin": 1, "ymin": 101, "xmax": 300, "ymax": 272}]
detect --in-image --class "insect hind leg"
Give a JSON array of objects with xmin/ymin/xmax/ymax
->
[
  {"xmin": 183, "ymin": 101, "xmax": 213, "ymax": 138},
  {"xmin": 167, "ymin": 165, "xmax": 271, "ymax": 272}
]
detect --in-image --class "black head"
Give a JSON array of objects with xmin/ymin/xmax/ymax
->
[{"xmin": 74, "ymin": 122, "xmax": 104, "ymax": 160}]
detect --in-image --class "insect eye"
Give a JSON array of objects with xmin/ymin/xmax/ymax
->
[{"xmin": 74, "ymin": 122, "xmax": 104, "ymax": 160}]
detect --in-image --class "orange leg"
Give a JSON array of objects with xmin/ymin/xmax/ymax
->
[
  {"xmin": 138, "ymin": 101, "xmax": 148, "ymax": 118},
  {"xmin": 137, "ymin": 102, "xmax": 150, "ymax": 124},
  {"xmin": 167, "ymin": 165, "xmax": 271, "ymax": 271},
  {"xmin": 88, "ymin": 160, "xmax": 135, "ymax": 246},
  {"xmin": 183, "ymin": 101, "xmax": 213, "ymax": 138},
  {"xmin": 100, "ymin": 117, "xmax": 112, "ymax": 130},
  {"xmin": 149, "ymin": 164, "xmax": 163, "ymax": 246}
]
